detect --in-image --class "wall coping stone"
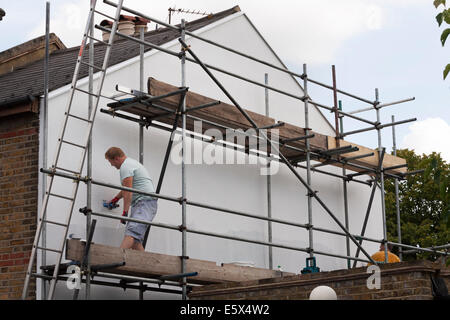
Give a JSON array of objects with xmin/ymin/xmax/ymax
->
[{"xmin": 189, "ymin": 260, "xmax": 448, "ymax": 298}]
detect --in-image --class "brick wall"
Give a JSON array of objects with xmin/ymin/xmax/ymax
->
[
  {"xmin": 0, "ymin": 33, "xmax": 66, "ymax": 76},
  {"xmin": 189, "ymin": 260, "xmax": 449, "ymax": 300},
  {"xmin": 0, "ymin": 111, "xmax": 39, "ymax": 299}
]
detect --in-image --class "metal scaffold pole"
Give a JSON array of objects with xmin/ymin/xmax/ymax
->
[
  {"xmin": 139, "ymin": 25, "xmax": 145, "ymax": 164},
  {"xmin": 339, "ymin": 101, "xmax": 351, "ymax": 269},
  {"xmin": 391, "ymin": 115, "xmax": 403, "ymax": 261},
  {"xmin": 265, "ymin": 73, "xmax": 273, "ymax": 270},
  {"xmin": 332, "ymin": 66, "xmax": 351, "ymax": 269},
  {"xmin": 180, "ymin": 19, "xmax": 188, "ymax": 301},
  {"xmin": 41, "ymin": 1, "xmax": 50, "ymax": 300},
  {"xmin": 138, "ymin": 24, "xmax": 145, "ymax": 301},
  {"xmin": 303, "ymin": 64, "xmax": 314, "ymax": 260},
  {"xmin": 375, "ymin": 89, "xmax": 389, "ymax": 263}
]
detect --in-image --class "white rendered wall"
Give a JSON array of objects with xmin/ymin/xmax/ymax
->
[{"xmin": 39, "ymin": 13, "xmax": 384, "ymax": 299}]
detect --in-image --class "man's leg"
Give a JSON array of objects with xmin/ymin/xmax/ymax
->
[
  {"xmin": 123, "ymin": 200, "xmax": 156, "ymax": 251},
  {"xmin": 132, "ymin": 240, "xmax": 145, "ymax": 251},
  {"xmin": 120, "ymin": 236, "xmax": 136, "ymax": 249}
]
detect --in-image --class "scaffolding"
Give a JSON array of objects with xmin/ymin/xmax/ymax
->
[{"xmin": 23, "ymin": 0, "xmax": 449, "ymax": 300}]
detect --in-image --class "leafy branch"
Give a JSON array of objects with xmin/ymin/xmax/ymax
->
[
  {"xmin": 434, "ymin": 0, "xmax": 450, "ymax": 79},
  {"xmin": 385, "ymin": 149, "xmax": 449, "ymax": 263}
]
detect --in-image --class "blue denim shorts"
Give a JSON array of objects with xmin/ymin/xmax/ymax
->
[{"xmin": 125, "ymin": 199, "xmax": 158, "ymax": 243}]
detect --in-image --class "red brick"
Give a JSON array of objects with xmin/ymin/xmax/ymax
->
[
  {"xmin": 0, "ymin": 233, "xmax": 13, "ymax": 241},
  {"xmin": 14, "ymin": 259, "xmax": 27, "ymax": 266},
  {"xmin": 0, "ymin": 260, "xmax": 14, "ymax": 267},
  {"xmin": 1, "ymin": 110, "xmax": 38, "ymax": 302},
  {"xmin": 0, "ymin": 128, "xmax": 38, "ymax": 140},
  {"xmin": 9, "ymin": 279, "xmax": 24, "ymax": 287},
  {"xmin": 7, "ymin": 265, "xmax": 26, "ymax": 273},
  {"xmin": 0, "ymin": 274, "xmax": 12, "ymax": 280}
]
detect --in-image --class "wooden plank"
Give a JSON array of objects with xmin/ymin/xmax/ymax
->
[
  {"xmin": 147, "ymin": 77, "xmax": 275, "ymax": 130},
  {"xmin": 147, "ymin": 78, "xmax": 407, "ymax": 175},
  {"xmin": 66, "ymin": 239, "xmax": 291, "ymax": 285},
  {"xmin": 109, "ymin": 77, "xmax": 407, "ymax": 174},
  {"xmin": 327, "ymin": 137, "xmax": 407, "ymax": 175},
  {"xmin": 147, "ymin": 77, "xmax": 328, "ymax": 153}
]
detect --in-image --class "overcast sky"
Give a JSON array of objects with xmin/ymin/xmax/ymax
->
[{"xmin": 1, "ymin": 0, "xmax": 449, "ymax": 161}]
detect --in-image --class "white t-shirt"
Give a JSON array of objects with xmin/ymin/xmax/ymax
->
[{"xmin": 119, "ymin": 157, "xmax": 156, "ymax": 206}]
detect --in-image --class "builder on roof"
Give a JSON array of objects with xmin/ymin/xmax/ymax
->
[{"xmin": 105, "ymin": 147, "xmax": 158, "ymax": 251}]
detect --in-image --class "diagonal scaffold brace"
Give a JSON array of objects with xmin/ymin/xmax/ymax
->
[
  {"xmin": 178, "ymin": 38, "xmax": 377, "ymax": 265},
  {"xmin": 142, "ymin": 89, "xmax": 188, "ymax": 248}
]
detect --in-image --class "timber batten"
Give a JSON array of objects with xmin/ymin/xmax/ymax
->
[{"xmin": 66, "ymin": 239, "xmax": 293, "ymax": 285}]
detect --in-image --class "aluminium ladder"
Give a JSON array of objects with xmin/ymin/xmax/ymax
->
[{"xmin": 22, "ymin": 0, "xmax": 125, "ymax": 300}]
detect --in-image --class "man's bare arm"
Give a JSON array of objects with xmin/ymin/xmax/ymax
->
[
  {"xmin": 114, "ymin": 190, "xmax": 123, "ymax": 200},
  {"xmin": 121, "ymin": 176, "xmax": 133, "ymax": 213}
]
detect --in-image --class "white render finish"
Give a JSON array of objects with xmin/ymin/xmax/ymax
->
[{"xmin": 38, "ymin": 12, "xmax": 383, "ymax": 299}]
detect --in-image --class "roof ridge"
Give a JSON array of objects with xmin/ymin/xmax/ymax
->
[{"xmin": 50, "ymin": 6, "xmax": 240, "ymax": 56}]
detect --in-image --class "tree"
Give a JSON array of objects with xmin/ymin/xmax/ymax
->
[
  {"xmin": 434, "ymin": 0, "xmax": 450, "ymax": 79},
  {"xmin": 384, "ymin": 149, "xmax": 449, "ymax": 262}
]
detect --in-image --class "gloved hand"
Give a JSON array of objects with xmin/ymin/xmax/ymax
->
[
  {"xmin": 107, "ymin": 197, "xmax": 120, "ymax": 210},
  {"xmin": 120, "ymin": 210, "xmax": 128, "ymax": 225}
]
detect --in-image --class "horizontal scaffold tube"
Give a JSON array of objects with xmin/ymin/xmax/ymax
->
[
  {"xmin": 387, "ymin": 242, "xmax": 448, "ymax": 256},
  {"xmin": 100, "ymin": 108, "xmax": 373, "ymax": 186},
  {"xmin": 41, "ymin": 168, "xmax": 375, "ymax": 263},
  {"xmin": 89, "ymin": 211, "xmax": 372, "ymax": 263}
]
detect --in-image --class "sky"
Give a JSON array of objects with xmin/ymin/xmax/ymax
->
[{"xmin": 1, "ymin": 0, "xmax": 449, "ymax": 162}]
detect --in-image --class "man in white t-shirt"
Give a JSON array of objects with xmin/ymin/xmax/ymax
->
[{"xmin": 105, "ymin": 147, "xmax": 158, "ymax": 251}]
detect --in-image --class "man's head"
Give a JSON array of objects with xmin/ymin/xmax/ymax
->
[
  {"xmin": 379, "ymin": 243, "xmax": 393, "ymax": 252},
  {"xmin": 105, "ymin": 147, "xmax": 126, "ymax": 169}
]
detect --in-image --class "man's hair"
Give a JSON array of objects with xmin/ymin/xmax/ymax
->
[
  {"xmin": 381, "ymin": 243, "xmax": 394, "ymax": 251},
  {"xmin": 105, "ymin": 147, "xmax": 125, "ymax": 160}
]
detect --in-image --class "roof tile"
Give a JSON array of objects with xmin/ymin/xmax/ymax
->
[{"xmin": 0, "ymin": 6, "xmax": 239, "ymax": 106}]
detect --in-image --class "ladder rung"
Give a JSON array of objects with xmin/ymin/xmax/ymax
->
[
  {"xmin": 55, "ymin": 166, "xmax": 80, "ymax": 175},
  {"xmin": 74, "ymin": 87, "xmax": 101, "ymax": 98},
  {"xmin": 48, "ymin": 192, "xmax": 75, "ymax": 201},
  {"xmin": 80, "ymin": 60, "xmax": 105, "ymax": 72},
  {"xmin": 60, "ymin": 139, "xmax": 86, "ymax": 149},
  {"xmin": 41, "ymin": 219, "xmax": 69, "ymax": 228},
  {"xmin": 66, "ymin": 113, "xmax": 92, "ymax": 123},
  {"xmin": 36, "ymin": 246, "xmax": 63, "ymax": 254},
  {"xmin": 86, "ymin": 35, "xmax": 112, "ymax": 47},
  {"xmin": 73, "ymin": 87, "xmax": 120, "ymax": 102}
]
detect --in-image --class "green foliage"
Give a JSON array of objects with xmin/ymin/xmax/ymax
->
[
  {"xmin": 385, "ymin": 149, "xmax": 449, "ymax": 262},
  {"xmin": 434, "ymin": 0, "xmax": 446, "ymax": 9},
  {"xmin": 435, "ymin": 1, "xmax": 450, "ymax": 79},
  {"xmin": 441, "ymin": 28, "xmax": 450, "ymax": 46},
  {"xmin": 436, "ymin": 8, "xmax": 450, "ymax": 26},
  {"xmin": 444, "ymin": 62, "xmax": 450, "ymax": 83}
]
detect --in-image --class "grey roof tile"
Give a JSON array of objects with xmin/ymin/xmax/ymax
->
[{"xmin": 0, "ymin": 6, "xmax": 239, "ymax": 106}]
